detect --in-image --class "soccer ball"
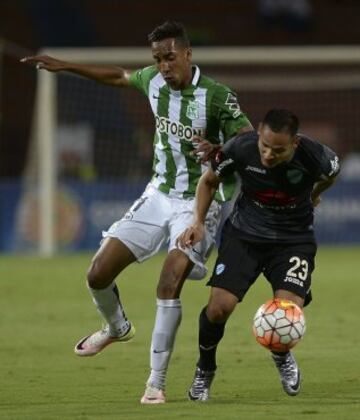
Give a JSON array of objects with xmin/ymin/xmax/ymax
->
[{"xmin": 253, "ymin": 298, "xmax": 306, "ymax": 352}]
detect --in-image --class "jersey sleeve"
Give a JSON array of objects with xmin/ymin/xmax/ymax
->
[
  {"xmin": 211, "ymin": 137, "xmax": 238, "ymax": 178},
  {"xmin": 211, "ymin": 84, "xmax": 251, "ymax": 141},
  {"xmin": 129, "ymin": 65, "xmax": 158, "ymax": 96},
  {"xmin": 318, "ymin": 144, "xmax": 341, "ymax": 180}
]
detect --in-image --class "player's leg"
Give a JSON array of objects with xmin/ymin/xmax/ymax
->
[
  {"xmin": 272, "ymin": 289, "xmax": 304, "ymax": 396},
  {"xmin": 75, "ymin": 237, "xmax": 137, "ymax": 356},
  {"xmin": 189, "ymin": 222, "xmax": 262, "ymax": 401},
  {"xmin": 76, "ymin": 185, "xmax": 169, "ymax": 357},
  {"xmin": 264, "ymin": 242, "xmax": 317, "ymax": 396},
  {"xmin": 141, "ymin": 198, "xmax": 221, "ymax": 404},
  {"xmin": 188, "ymin": 287, "xmax": 238, "ymax": 401},
  {"xmin": 274, "ymin": 289, "xmax": 304, "ymax": 308},
  {"xmin": 140, "ymin": 249, "xmax": 193, "ymax": 404}
]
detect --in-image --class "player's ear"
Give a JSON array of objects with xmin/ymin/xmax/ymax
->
[
  {"xmin": 186, "ymin": 48, "xmax": 192, "ymax": 61},
  {"xmin": 257, "ymin": 122, "xmax": 263, "ymax": 135},
  {"xmin": 293, "ymin": 135, "xmax": 300, "ymax": 149}
]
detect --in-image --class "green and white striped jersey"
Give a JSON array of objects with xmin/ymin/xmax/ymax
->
[{"xmin": 129, "ymin": 65, "xmax": 251, "ymax": 201}]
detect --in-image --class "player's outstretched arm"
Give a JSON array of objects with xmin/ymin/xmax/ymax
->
[
  {"xmin": 20, "ymin": 55, "xmax": 131, "ymax": 87},
  {"xmin": 177, "ymin": 168, "xmax": 220, "ymax": 248}
]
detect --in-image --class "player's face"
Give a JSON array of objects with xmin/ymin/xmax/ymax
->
[
  {"xmin": 258, "ymin": 123, "xmax": 299, "ymax": 168},
  {"xmin": 151, "ymin": 38, "xmax": 192, "ymax": 90}
]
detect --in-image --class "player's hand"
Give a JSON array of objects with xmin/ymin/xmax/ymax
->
[
  {"xmin": 176, "ymin": 223, "xmax": 205, "ymax": 249},
  {"xmin": 20, "ymin": 55, "xmax": 65, "ymax": 72},
  {"xmin": 191, "ymin": 136, "xmax": 221, "ymax": 163}
]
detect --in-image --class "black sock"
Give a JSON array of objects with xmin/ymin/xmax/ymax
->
[{"xmin": 197, "ymin": 306, "xmax": 226, "ymax": 372}]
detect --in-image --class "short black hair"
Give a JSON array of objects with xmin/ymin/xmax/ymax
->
[
  {"xmin": 263, "ymin": 109, "xmax": 299, "ymax": 136},
  {"xmin": 148, "ymin": 21, "xmax": 190, "ymax": 48}
]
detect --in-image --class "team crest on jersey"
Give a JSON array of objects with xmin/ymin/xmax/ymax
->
[
  {"xmin": 286, "ymin": 169, "xmax": 303, "ymax": 184},
  {"xmin": 186, "ymin": 100, "xmax": 199, "ymax": 120}
]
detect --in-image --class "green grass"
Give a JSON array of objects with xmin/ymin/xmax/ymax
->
[{"xmin": 0, "ymin": 247, "xmax": 359, "ymax": 419}]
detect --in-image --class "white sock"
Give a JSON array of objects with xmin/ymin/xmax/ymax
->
[
  {"xmin": 88, "ymin": 281, "xmax": 130, "ymax": 337},
  {"xmin": 147, "ymin": 298, "xmax": 182, "ymax": 390}
]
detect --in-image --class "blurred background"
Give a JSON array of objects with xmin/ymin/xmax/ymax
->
[{"xmin": 1, "ymin": 0, "xmax": 360, "ymax": 253}]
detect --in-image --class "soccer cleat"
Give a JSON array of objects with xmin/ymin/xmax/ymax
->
[
  {"xmin": 272, "ymin": 351, "xmax": 301, "ymax": 396},
  {"xmin": 140, "ymin": 384, "xmax": 166, "ymax": 404},
  {"xmin": 188, "ymin": 367, "xmax": 216, "ymax": 401},
  {"xmin": 74, "ymin": 323, "xmax": 135, "ymax": 356}
]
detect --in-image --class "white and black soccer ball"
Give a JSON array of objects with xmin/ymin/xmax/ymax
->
[{"xmin": 253, "ymin": 299, "xmax": 306, "ymax": 352}]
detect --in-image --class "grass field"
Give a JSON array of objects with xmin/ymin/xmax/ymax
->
[{"xmin": 0, "ymin": 247, "xmax": 359, "ymax": 419}]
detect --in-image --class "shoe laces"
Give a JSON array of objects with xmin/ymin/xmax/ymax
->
[
  {"xmin": 273, "ymin": 353, "xmax": 298, "ymax": 383},
  {"xmin": 145, "ymin": 385, "xmax": 164, "ymax": 398},
  {"xmin": 88, "ymin": 325, "xmax": 110, "ymax": 346},
  {"xmin": 191, "ymin": 368, "xmax": 215, "ymax": 396}
]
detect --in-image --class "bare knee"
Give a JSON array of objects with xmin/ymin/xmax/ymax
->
[
  {"xmin": 86, "ymin": 238, "xmax": 136, "ymax": 290},
  {"xmin": 87, "ymin": 260, "xmax": 109, "ymax": 289},
  {"xmin": 206, "ymin": 302, "xmax": 234, "ymax": 323},
  {"xmin": 206, "ymin": 287, "xmax": 238, "ymax": 323},
  {"xmin": 87, "ymin": 256, "xmax": 118, "ymax": 289},
  {"xmin": 157, "ymin": 265, "xmax": 181, "ymax": 298}
]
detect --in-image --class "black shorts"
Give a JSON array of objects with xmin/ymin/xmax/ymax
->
[{"xmin": 208, "ymin": 220, "xmax": 317, "ymax": 306}]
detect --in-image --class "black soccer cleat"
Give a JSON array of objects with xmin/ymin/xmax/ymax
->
[
  {"xmin": 272, "ymin": 351, "xmax": 301, "ymax": 396},
  {"xmin": 188, "ymin": 367, "xmax": 216, "ymax": 401}
]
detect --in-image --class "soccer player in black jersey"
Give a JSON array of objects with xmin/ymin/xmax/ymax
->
[{"xmin": 177, "ymin": 108, "xmax": 340, "ymax": 400}]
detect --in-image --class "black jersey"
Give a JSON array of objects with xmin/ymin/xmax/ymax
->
[{"xmin": 211, "ymin": 131, "xmax": 340, "ymax": 243}]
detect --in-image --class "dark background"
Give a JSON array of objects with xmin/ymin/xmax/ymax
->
[{"xmin": 1, "ymin": 0, "xmax": 360, "ymax": 178}]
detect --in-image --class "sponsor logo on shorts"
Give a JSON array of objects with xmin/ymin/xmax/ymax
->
[
  {"xmin": 284, "ymin": 276, "xmax": 304, "ymax": 287},
  {"xmin": 216, "ymin": 263, "xmax": 225, "ymax": 275}
]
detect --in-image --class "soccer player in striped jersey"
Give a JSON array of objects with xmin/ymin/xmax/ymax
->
[{"xmin": 21, "ymin": 21, "xmax": 253, "ymax": 403}]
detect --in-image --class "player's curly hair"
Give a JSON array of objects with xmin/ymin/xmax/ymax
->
[
  {"xmin": 263, "ymin": 109, "xmax": 299, "ymax": 136},
  {"xmin": 148, "ymin": 21, "xmax": 190, "ymax": 48}
]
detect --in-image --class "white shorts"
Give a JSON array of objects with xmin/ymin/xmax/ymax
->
[{"xmin": 102, "ymin": 184, "xmax": 221, "ymax": 280}]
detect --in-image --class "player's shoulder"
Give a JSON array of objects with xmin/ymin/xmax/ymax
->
[
  {"xmin": 198, "ymin": 73, "xmax": 233, "ymax": 95},
  {"xmin": 298, "ymin": 134, "xmax": 323, "ymax": 153},
  {"xmin": 199, "ymin": 74, "xmax": 244, "ymax": 120},
  {"xmin": 297, "ymin": 134, "xmax": 337, "ymax": 160},
  {"xmin": 129, "ymin": 65, "xmax": 159, "ymax": 89},
  {"xmin": 223, "ymin": 130, "xmax": 258, "ymax": 156},
  {"xmin": 297, "ymin": 134, "xmax": 340, "ymax": 177},
  {"xmin": 132, "ymin": 65, "xmax": 158, "ymax": 78}
]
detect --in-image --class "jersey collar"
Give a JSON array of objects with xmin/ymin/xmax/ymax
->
[
  {"xmin": 168, "ymin": 65, "xmax": 201, "ymax": 95},
  {"xmin": 191, "ymin": 65, "xmax": 201, "ymax": 86}
]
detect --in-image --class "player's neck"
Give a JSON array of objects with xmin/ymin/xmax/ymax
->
[{"xmin": 177, "ymin": 66, "xmax": 193, "ymax": 90}]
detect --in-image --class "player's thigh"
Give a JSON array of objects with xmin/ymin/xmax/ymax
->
[
  {"xmin": 169, "ymin": 199, "xmax": 221, "ymax": 280},
  {"xmin": 264, "ymin": 242, "xmax": 317, "ymax": 301},
  {"xmin": 103, "ymin": 185, "xmax": 170, "ymax": 262},
  {"xmin": 207, "ymin": 221, "xmax": 263, "ymax": 301}
]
